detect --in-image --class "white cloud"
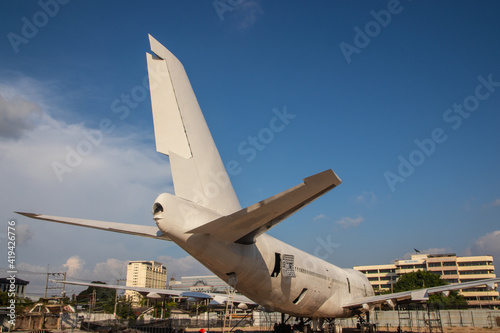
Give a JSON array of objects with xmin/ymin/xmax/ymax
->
[
  {"xmin": 0, "ymin": 73, "xmax": 242, "ymax": 299},
  {"xmin": 156, "ymin": 255, "xmax": 211, "ymax": 280},
  {"xmin": 0, "ymin": 91, "xmax": 172, "ymax": 231},
  {"xmin": 466, "ymin": 231, "xmax": 500, "ymax": 261},
  {"xmin": 313, "ymin": 214, "xmax": 326, "ymax": 221},
  {"xmin": 13, "ymin": 254, "xmax": 207, "ymax": 297},
  {"xmin": 15, "ymin": 224, "xmax": 33, "ymax": 245},
  {"xmin": 485, "ymin": 198, "xmax": 500, "ymax": 207},
  {"xmin": 13, "ymin": 262, "xmax": 51, "ymax": 297},
  {"xmin": 352, "ymin": 191, "xmax": 377, "ymax": 206},
  {"xmin": 237, "ymin": 1, "xmax": 263, "ymax": 30},
  {"xmin": 13, "ymin": 257, "xmax": 129, "ymax": 297},
  {"xmin": 63, "ymin": 255, "xmax": 86, "ymax": 277},
  {"xmin": 336, "ymin": 216, "xmax": 364, "ymax": 228},
  {"xmin": 0, "ymin": 75, "xmax": 175, "ymax": 296},
  {"xmin": 0, "ymin": 94, "xmax": 42, "ymax": 139},
  {"xmin": 225, "ymin": 0, "xmax": 264, "ymax": 30},
  {"xmin": 0, "ymin": 224, "xmax": 33, "ymax": 246},
  {"xmin": 93, "ymin": 258, "xmax": 128, "ymax": 282}
]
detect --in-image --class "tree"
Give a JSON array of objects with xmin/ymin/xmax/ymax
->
[
  {"xmin": 164, "ymin": 301, "xmax": 177, "ymax": 318},
  {"xmin": 0, "ymin": 291, "xmax": 9, "ymax": 306},
  {"xmin": 115, "ymin": 296, "xmax": 137, "ymax": 320},
  {"xmin": 76, "ymin": 281, "xmax": 116, "ymax": 313},
  {"xmin": 0, "ymin": 291, "xmax": 33, "ymax": 316},
  {"xmin": 392, "ymin": 270, "xmax": 446, "ymax": 292},
  {"xmin": 393, "ymin": 270, "xmax": 467, "ymax": 309}
]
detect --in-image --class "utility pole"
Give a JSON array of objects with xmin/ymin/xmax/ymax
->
[
  {"xmin": 44, "ymin": 270, "xmax": 66, "ymax": 299},
  {"xmin": 44, "ymin": 264, "xmax": 49, "ymax": 298},
  {"xmin": 92, "ymin": 289, "xmax": 97, "ymax": 311},
  {"xmin": 113, "ymin": 279, "xmax": 126, "ymax": 318},
  {"xmin": 88, "ymin": 292, "xmax": 92, "ymax": 321}
]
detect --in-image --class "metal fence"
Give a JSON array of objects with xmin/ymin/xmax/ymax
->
[
  {"xmin": 368, "ymin": 309, "xmax": 500, "ymax": 331},
  {"xmin": 63, "ymin": 309, "xmax": 500, "ymax": 332}
]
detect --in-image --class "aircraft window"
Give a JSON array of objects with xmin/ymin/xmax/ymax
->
[{"xmin": 347, "ymin": 278, "xmax": 351, "ymax": 293}]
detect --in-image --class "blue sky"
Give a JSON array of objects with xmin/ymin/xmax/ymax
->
[{"xmin": 0, "ymin": 1, "xmax": 499, "ymax": 296}]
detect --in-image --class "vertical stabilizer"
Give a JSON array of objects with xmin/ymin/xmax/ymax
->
[{"xmin": 147, "ymin": 35, "xmax": 240, "ymax": 215}]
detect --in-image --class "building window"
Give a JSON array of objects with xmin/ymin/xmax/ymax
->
[
  {"xmin": 443, "ymin": 262, "xmax": 456, "ymax": 267},
  {"xmin": 458, "ymin": 261, "xmax": 488, "ymax": 267}
]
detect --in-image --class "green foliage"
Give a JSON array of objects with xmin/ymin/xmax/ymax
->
[
  {"xmin": 428, "ymin": 290, "xmax": 467, "ymax": 309},
  {"xmin": 164, "ymin": 301, "xmax": 177, "ymax": 318},
  {"xmin": 115, "ymin": 296, "xmax": 137, "ymax": 320},
  {"xmin": 76, "ymin": 281, "xmax": 116, "ymax": 313},
  {"xmin": 393, "ymin": 270, "xmax": 467, "ymax": 309},
  {"xmin": 0, "ymin": 291, "xmax": 9, "ymax": 306},
  {"xmin": 0, "ymin": 291, "xmax": 34, "ymax": 315},
  {"xmin": 189, "ymin": 304, "xmax": 208, "ymax": 315},
  {"xmin": 392, "ymin": 270, "xmax": 446, "ymax": 292}
]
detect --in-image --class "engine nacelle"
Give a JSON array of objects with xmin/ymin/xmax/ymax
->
[{"xmin": 152, "ymin": 192, "xmax": 221, "ymax": 237}]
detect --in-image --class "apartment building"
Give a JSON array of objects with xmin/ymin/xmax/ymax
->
[
  {"xmin": 125, "ymin": 261, "xmax": 167, "ymax": 304},
  {"xmin": 354, "ymin": 253, "xmax": 499, "ymax": 308}
]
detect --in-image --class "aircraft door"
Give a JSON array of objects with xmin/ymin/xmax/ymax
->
[{"xmin": 271, "ymin": 252, "xmax": 281, "ymax": 277}]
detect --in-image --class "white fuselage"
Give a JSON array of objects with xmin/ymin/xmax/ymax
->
[{"xmin": 154, "ymin": 194, "xmax": 374, "ymax": 318}]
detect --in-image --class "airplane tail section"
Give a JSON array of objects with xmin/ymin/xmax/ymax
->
[
  {"xmin": 147, "ymin": 35, "xmax": 240, "ymax": 216},
  {"xmin": 146, "ymin": 37, "xmax": 343, "ymax": 244},
  {"xmin": 18, "ymin": 37, "xmax": 342, "ymax": 253}
]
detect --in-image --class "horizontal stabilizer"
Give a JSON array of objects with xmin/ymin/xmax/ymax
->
[
  {"xmin": 15, "ymin": 212, "xmax": 170, "ymax": 241},
  {"xmin": 188, "ymin": 170, "xmax": 341, "ymax": 244}
]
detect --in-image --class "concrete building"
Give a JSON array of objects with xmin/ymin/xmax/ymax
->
[
  {"xmin": 125, "ymin": 261, "xmax": 167, "ymax": 304},
  {"xmin": 0, "ymin": 277, "xmax": 29, "ymax": 298},
  {"xmin": 354, "ymin": 253, "xmax": 499, "ymax": 308}
]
